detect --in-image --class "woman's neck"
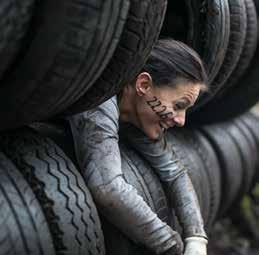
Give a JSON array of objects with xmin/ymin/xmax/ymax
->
[{"xmin": 118, "ymin": 87, "xmax": 139, "ymax": 127}]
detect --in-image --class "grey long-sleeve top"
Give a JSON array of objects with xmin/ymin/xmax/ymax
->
[{"xmin": 68, "ymin": 96, "xmax": 207, "ymax": 254}]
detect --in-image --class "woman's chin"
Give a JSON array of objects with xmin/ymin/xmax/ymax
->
[{"xmin": 146, "ymin": 129, "xmax": 163, "ymax": 141}]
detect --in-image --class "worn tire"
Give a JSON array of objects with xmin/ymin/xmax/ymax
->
[
  {"xmin": 65, "ymin": 0, "xmax": 168, "ymax": 114},
  {"xmin": 223, "ymin": 119, "xmax": 256, "ymax": 200},
  {"xmin": 218, "ymin": 0, "xmax": 258, "ymax": 97},
  {"xmin": 238, "ymin": 112, "xmax": 259, "ymax": 188},
  {"xmin": 187, "ymin": 0, "xmax": 230, "ymax": 110},
  {"xmin": 199, "ymin": 124, "xmax": 243, "ymax": 216},
  {"xmin": 0, "ymin": 129, "xmax": 105, "ymax": 255},
  {"xmin": 0, "ymin": 0, "xmax": 35, "ymax": 79},
  {"xmin": 29, "ymin": 121, "xmax": 170, "ymax": 255},
  {"xmin": 0, "ymin": 0, "xmax": 130, "ymax": 130},
  {"xmin": 234, "ymin": 118, "xmax": 257, "ymax": 192},
  {"xmin": 211, "ymin": 0, "xmax": 247, "ymax": 93},
  {"xmin": 160, "ymin": 0, "xmax": 230, "ymax": 110},
  {"xmin": 192, "ymin": 0, "xmax": 247, "ymax": 115},
  {"xmin": 0, "ymin": 152, "xmax": 55, "ymax": 255},
  {"xmin": 189, "ymin": 0, "xmax": 258, "ymax": 124}
]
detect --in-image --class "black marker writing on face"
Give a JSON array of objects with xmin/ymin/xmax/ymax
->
[{"xmin": 146, "ymin": 96, "xmax": 174, "ymax": 120}]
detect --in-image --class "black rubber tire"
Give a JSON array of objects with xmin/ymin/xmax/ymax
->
[
  {"xmin": 31, "ymin": 121, "xmax": 171, "ymax": 255},
  {"xmin": 160, "ymin": 0, "xmax": 230, "ymax": 110},
  {"xmin": 188, "ymin": 0, "xmax": 258, "ymax": 124},
  {"xmin": 101, "ymin": 143, "xmax": 171, "ymax": 255},
  {"xmin": 199, "ymin": 124, "xmax": 243, "ymax": 217},
  {"xmin": 211, "ymin": 0, "xmax": 247, "ymax": 94},
  {"xmin": 65, "ymin": 0, "xmax": 168, "ymax": 114},
  {"xmin": 182, "ymin": 129, "xmax": 221, "ymax": 231},
  {"xmin": 187, "ymin": 0, "xmax": 230, "ymax": 110},
  {"xmin": 0, "ymin": 129, "xmax": 105, "ymax": 255},
  {"xmin": 0, "ymin": 152, "xmax": 55, "ymax": 255},
  {"xmin": 223, "ymin": 120, "xmax": 256, "ymax": 200},
  {"xmin": 234, "ymin": 118, "xmax": 257, "ymax": 193},
  {"xmin": 240, "ymin": 112, "xmax": 259, "ymax": 187},
  {"xmin": 192, "ymin": 0, "xmax": 247, "ymax": 114},
  {"xmin": 0, "ymin": 0, "xmax": 35, "ymax": 79},
  {"xmin": 218, "ymin": 0, "xmax": 258, "ymax": 97},
  {"xmin": 0, "ymin": 0, "xmax": 130, "ymax": 130}
]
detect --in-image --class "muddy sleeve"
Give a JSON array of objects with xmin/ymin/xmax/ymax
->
[
  {"xmin": 119, "ymin": 124, "xmax": 207, "ymax": 239},
  {"xmin": 68, "ymin": 97, "xmax": 181, "ymax": 254}
]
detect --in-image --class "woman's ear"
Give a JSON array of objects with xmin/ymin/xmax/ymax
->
[{"xmin": 135, "ymin": 72, "xmax": 153, "ymax": 96}]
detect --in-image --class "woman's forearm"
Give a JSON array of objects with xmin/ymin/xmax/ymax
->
[
  {"xmin": 166, "ymin": 172, "xmax": 207, "ymax": 239},
  {"xmin": 91, "ymin": 175, "xmax": 181, "ymax": 254}
]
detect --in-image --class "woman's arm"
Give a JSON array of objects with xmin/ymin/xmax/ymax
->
[
  {"xmin": 68, "ymin": 97, "xmax": 183, "ymax": 254},
  {"xmin": 119, "ymin": 123, "xmax": 207, "ymax": 240}
]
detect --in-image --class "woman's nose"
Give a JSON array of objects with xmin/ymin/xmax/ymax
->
[{"xmin": 173, "ymin": 111, "xmax": 186, "ymax": 127}]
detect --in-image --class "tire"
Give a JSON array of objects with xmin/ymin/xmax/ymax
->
[
  {"xmin": 182, "ymin": 129, "xmax": 221, "ymax": 231},
  {"xmin": 101, "ymin": 143, "xmax": 171, "ymax": 255},
  {"xmin": 234, "ymin": 118, "xmax": 257, "ymax": 193},
  {"xmin": 0, "ymin": 0, "xmax": 130, "ymax": 130},
  {"xmin": 239, "ymin": 112, "xmax": 259, "ymax": 187},
  {"xmin": 65, "ymin": 0, "xmax": 168, "ymax": 114},
  {"xmin": 0, "ymin": 0, "xmax": 35, "ymax": 79},
  {"xmin": 187, "ymin": 0, "xmax": 230, "ymax": 110},
  {"xmin": 199, "ymin": 124, "xmax": 243, "ymax": 216},
  {"xmin": 223, "ymin": 120, "xmax": 256, "ymax": 199},
  {"xmin": 0, "ymin": 129, "xmax": 105, "ymax": 255},
  {"xmin": 31, "ymin": 121, "xmax": 171, "ymax": 255},
  {"xmin": 218, "ymin": 0, "xmax": 258, "ymax": 97},
  {"xmin": 0, "ymin": 152, "xmax": 55, "ymax": 255},
  {"xmin": 160, "ymin": 0, "xmax": 230, "ymax": 110},
  {"xmin": 188, "ymin": 0, "xmax": 258, "ymax": 124},
  {"xmin": 192, "ymin": 0, "xmax": 247, "ymax": 114}
]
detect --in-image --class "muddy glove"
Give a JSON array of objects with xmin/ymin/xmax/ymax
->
[{"xmin": 184, "ymin": 237, "xmax": 207, "ymax": 255}]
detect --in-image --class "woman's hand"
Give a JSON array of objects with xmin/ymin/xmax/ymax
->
[
  {"xmin": 163, "ymin": 231, "xmax": 184, "ymax": 255},
  {"xmin": 183, "ymin": 237, "xmax": 208, "ymax": 255}
]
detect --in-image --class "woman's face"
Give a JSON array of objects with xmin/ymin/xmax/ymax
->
[{"xmin": 134, "ymin": 73, "xmax": 203, "ymax": 140}]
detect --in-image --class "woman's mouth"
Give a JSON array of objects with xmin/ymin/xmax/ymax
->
[{"xmin": 159, "ymin": 122, "xmax": 167, "ymax": 133}]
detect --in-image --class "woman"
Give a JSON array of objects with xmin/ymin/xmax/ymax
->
[{"xmin": 69, "ymin": 39, "xmax": 209, "ymax": 255}]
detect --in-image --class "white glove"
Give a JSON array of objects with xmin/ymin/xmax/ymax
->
[{"xmin": 184, "ymin": 237, "xmax": 208, "ymax": 255}]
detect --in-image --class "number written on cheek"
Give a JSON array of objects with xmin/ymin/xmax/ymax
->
[{"xmin": 146, "ymin": 96, "xmax": 174, "ymax": 120}]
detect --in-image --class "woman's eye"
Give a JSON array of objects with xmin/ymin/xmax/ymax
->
[{"xmin": 174, "ymin": 103, "xmax": 186, "ymax": 110}]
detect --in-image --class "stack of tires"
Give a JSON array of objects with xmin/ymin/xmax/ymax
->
[
  {"xmin": 161, "ymin": 0, "xmax": 259, "ymax": 124},
  {"xmin": 2, "ymin": 109, "xmax": 257, "ymax": 255},
  {"xmin": 0, "ymin": 0, "xmax": 259, "ymax": 254},
  {"xmin": 0, "ymin": 0, "xmax": 167, "ymax": 130}
]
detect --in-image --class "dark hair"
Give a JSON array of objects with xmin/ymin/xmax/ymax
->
[{"xmin": 141, "ymin": 39, "xmax": 208, "ymax": 89}]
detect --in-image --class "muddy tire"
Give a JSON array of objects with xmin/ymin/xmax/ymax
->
[
  {"xmin": 199, "ymin": 125, "xmax": 243, "ymax": 216},
  {"xmin": 0, "ymin": 129, "xmax": 105, "ymax": 255},
  {"xmin": 194, "ymin": 0, "xmax": 247, "ymax": 112},
  {"xmin": 0, "ymin": 0, "xmax": 35, "ymax": 79},
  {"xmin": 65, "ymin": 0, "xmax": 168, "ymax": 114},
  {"xmin": 0, "ymin": 152, "xmax": 55, "ymax": 255},
  {"xmin": 189, "ymin": 0, "xmax": 258, "ymax": 124},
  {"xmin": 0, "ymin": 0, "xmax": 130, "ymax": 130}
]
